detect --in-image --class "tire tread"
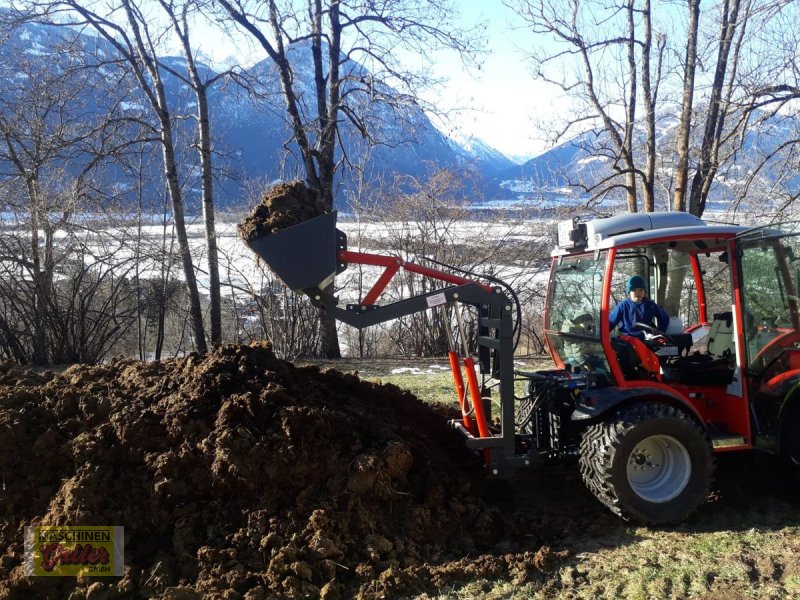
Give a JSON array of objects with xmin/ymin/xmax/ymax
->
[{"xmin": 578, "ymin": 402, "xmax": 715, "ymax": 523}]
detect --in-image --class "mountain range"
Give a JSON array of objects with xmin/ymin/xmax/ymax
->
[
  {"xmin": 493, "ymin": 112, "xmax": 800, "ymax": 211},
  {"xmin": 0, "ymin": 19, "xmax": 516, "ymax": 211},
  {"xmin": 2, "ymin": 18, "xmax": 798, "ymax": 214}
]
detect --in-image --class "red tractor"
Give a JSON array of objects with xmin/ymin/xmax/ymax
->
[{"xmin": 247, "ymin": 211, "xmax": 800, "ymax": 523}]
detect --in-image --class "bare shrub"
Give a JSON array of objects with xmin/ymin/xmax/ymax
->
[{"xmin": 342, "ymin": 168, "xmax": 553, "ymax": 358}]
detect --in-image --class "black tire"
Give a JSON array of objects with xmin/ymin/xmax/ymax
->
[
  {"xmin": 780, "ymin": 403, "xmax": 800, "ymax": 468},
  {"xmin": 579, "ymin": 402, "xmax": 714, "ymax": 523}
]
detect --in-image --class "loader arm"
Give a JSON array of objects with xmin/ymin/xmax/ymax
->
[{"xmin": 245, "ymin": 211, "xmax": 526, "ymax": 474}]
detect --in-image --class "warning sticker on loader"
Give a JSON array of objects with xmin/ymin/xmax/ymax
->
[{"xmin": 426, "ymin": 292, "xmax": 447, "ymax": 308}]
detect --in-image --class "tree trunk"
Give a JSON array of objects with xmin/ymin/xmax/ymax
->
[
  {"xmin": 169, "ymin": 6, "xmax": 222, "ymax": 345},
  {"xmin": 624, "ymin": 0, "xmax": 637, "ymax": 213},
  {"xmin": 316, "ymin": 0, "xmax": 343, "ymax": 359},
  {"xmin": 664, "ymin": 252, "xmax": 691, "ymax": 318},
  {"xmin": 673, "ymin": 0, "xmax": 701, "ymax": 212},
  {"xmin": 30, "ymin": 201, "xmax": 48, "ymax": 365},
  {"xmin": 319, "ymin": 307, "xmax": 341, "ymax": 358},
  {"xmin": 640, "ymin": 0, "xmax": 659, "ymax": 212},
  {"xmin": 26, "ymin": 175, "xmax": 54, "ymax": 365},
  {"xmin": 688, "ymin": 0, "xmax": 742, "ymax": 217},
  {"xmin": 159, "ymin": 112, "xmax": 207, "ymax": 354},
  {"xmin": 155, "ymin": 207, "xmax": 171, "ymax": 362},
  {"xmin": 195, "ymin": 86, "xmax": 221, "ymax": 344}
]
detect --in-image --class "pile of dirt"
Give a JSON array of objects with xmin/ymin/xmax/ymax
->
[
  {"xmin": 0, "ymin": 344, "xmax": 567, "ymax": 599},
  {"xmin": 238, "ymin": 180, "xmax": 326, "ymax": 243}
]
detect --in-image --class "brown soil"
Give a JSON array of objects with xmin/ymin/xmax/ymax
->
[
  {"xmin": 238, "ymin": 180, "xmax": 326, "ymax": 243},
  {"xmin": 0, "ymin": 344, "xmax": 569, "ymax": 600},
  {"xmin": 5, "ymin": 346, "xmax": 799, "ymax": 599}
]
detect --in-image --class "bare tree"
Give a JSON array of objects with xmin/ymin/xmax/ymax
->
[
  {"xmin": 671, "ymin": 0, "xmax": 701, "ymax": 212},
  {"xmin": 641, "ymin": 0, "xmax": 666, "ymax": 212},
  {"xmin": 509, "ymin": 0, "xmax": 666, "ymax": 212},
  {"xmin": 157, "ymin": 0, "xmax": 237, "ymax": 345},
  {"xmin": 686, "ymin": 0, "xmax": 750, "ymax": 216},
  {"xmin": 212, "ymin": 0, "xmax": 479, "ymax": 358},
  {"xmin": 0, "ymin": 22, "xmax": 140, "ymax": 364},
  {"xmin": 734, "ymin": 0, "xmax": 800, "ymax": 216},
  {"xmin": 23, "ymin": 0, "xmax": 211, "ymax": 354}
]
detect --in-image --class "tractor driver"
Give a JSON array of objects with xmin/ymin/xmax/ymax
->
[{"xmin": 609, "ymin": 274, "xmax": 669, "ymax": 340}]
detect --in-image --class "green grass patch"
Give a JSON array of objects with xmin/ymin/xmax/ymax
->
[
  {"xmin": 362, "ymin": 357, "xmax": 550, "ymax": 408},
  {"xmin": 525, "ymin": 525, "xmax": 800, "ymax": 600},
  {"xmin": 374, "ymin": 370, "xmax": 458, "ymax": 406}
]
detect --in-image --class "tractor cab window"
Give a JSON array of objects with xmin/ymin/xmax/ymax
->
[
  {"xmin": 612, "ymin": 248, "xmax": 730, "ymax": 340},
  {"xmin": 739, "ymin": 235, "xmax": 800, "ymax": 370},
  {"xmin": 546, "ymin": 254, "xmax": 610, "ymax": 373},
  {"xmin": 608, "ymin": 251, "xmax": 652, "ymax": 316}
]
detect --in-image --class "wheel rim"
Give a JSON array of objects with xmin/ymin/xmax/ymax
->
[{"xmin": 626, "ymin": 434, "xmax": 691, "ymax": 503}]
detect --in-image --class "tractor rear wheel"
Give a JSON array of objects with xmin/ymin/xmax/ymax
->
[{"xmin": 579, "ymin": 402, "xmax": 713, "ymax": 523}]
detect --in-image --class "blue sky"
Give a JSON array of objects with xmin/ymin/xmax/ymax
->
[{"xmin": 418, "ymin": 1, "xmax": 563, "ymax": 161}]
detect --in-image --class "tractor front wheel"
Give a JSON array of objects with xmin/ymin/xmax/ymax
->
[{"xmin": 579, "ymin": 402, "xmax": 713, "ymax": 523}]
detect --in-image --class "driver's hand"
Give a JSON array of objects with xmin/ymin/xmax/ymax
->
[{"xmin": 643, "ymin": 332, "xmax": 666, "ymax": 346}]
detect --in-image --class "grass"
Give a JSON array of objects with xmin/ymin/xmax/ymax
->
[
  {"xmin": 304, "ymin": 356, "xmax": 549, "ymax": 407},
  {"xmin": 556, "ymin": 524, "xmax": 800, "ymax": 599},
  {"xmin": 412, "ymin": 523, "xmax": 800, "ymax": 600},
  {"xmin": 373, "ymin": 368, "xmax": 458, "ymax": 406},
  {"xmin": 301, "ymin": 356, "xmax": 459, "ymax": 406}
]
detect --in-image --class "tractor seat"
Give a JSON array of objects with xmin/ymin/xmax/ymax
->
[
  {"xmin": 661, "ymin": 353, "xmax": 734, "ymax": 385},
  {"xmin": 707, "ymin": 311, "xmax": 736, "ymax": 358},
  {"xmin": 661, "ymin": 312, "xmax": 736, "ymax": 386}
]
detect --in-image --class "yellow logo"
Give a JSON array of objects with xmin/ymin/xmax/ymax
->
[{"xmin": 24, "ymin": 526, "xmax": 124, "ymax": 576}]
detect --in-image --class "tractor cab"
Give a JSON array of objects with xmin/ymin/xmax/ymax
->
[{"xmin": 547, "ymin": 213, "xmax": 800, "ymax": 455}]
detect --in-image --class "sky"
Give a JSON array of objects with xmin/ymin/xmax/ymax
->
[
  {"xmin": 192, "ymin": 1, "xmax": 559, "ymax": 162},
  {"xmin": 415, "ymin": 2, "xmax": 563, "ymax": 161}
]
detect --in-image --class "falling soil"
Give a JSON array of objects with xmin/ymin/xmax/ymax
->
[
  {"xmin": 0, "ymin": 344, "xmax": 569, "ymax": 599},
  {"xmin": 238, "ymin": 180, "xmax": 326, "ymax": 243}
]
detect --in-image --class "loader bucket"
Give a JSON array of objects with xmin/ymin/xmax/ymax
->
[{"xmin": 245, "ymin": 211, "xmax": 340, "ymax": 292}]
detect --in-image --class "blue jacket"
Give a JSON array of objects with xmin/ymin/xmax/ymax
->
[{"xmin": 609, "ymin": 298, "xmax": 669, "ymax": 339}]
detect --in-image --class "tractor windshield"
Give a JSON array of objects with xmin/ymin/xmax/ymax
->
[{"xmin": 546, "ymin": 254, "xmax": 610, "ymax": 372}]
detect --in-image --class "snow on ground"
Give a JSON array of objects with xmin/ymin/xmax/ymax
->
[
  {"xmin": 1, "ymin": 214, "xmax": 553, "ymax": 310},
  {"xmin": 390, "ymin": 365, "xmax": 451, "ymax": 375},
  {"xmin": 6, "ymin": 206, "xmax": 778, "ymax": 310}
]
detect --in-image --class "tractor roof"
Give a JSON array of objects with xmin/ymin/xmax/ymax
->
[{"xmin": 553, "ymin": 212, "xmax": 751, "ymax": 256}]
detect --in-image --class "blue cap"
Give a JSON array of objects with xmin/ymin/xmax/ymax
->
[{"xmin": 626, "ymin": 275, "xmax": 647, "ymax": 293}]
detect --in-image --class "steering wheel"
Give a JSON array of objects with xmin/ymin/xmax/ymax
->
[{"xmin": 634, "ymin": 322, "xmax": 678, "ymax": 347}]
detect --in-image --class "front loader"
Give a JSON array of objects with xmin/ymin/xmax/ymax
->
[{"xmin": 246, "ymin": 210, "xmax": 800, "ymax": 523}]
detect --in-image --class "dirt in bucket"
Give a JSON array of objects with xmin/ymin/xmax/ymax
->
[{"xmin": 237, "ymin": 180, "xmax": 327, "ymax": 243}]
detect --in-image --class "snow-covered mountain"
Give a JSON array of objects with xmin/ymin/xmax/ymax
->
[
  {"xmin": 494, "ymin": 110, "xmax": 800, "ymax": 210},
  {"xmin": 0, "ymin": 19, "xmax": 515, "ymax": 210}
]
